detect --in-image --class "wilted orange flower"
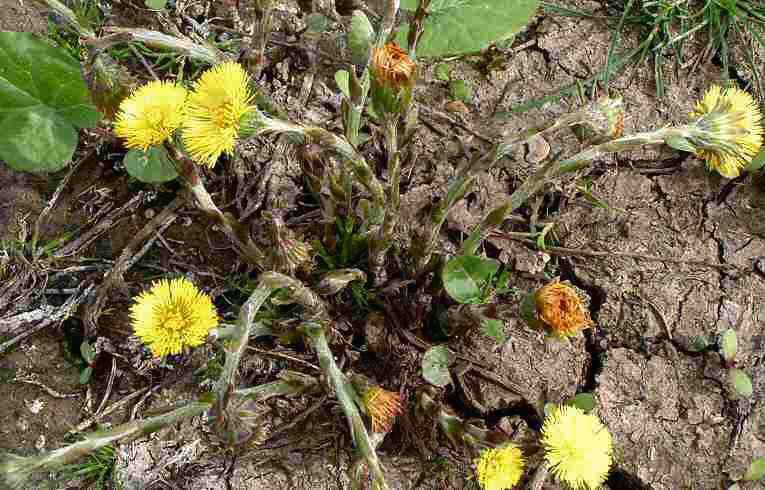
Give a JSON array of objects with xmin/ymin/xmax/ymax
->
[
  {"xmin": 535, "ymin": 281, "xmax": 594, "ymax": 337},
  {"xmin": 363, "ymin": 387, "xmax": 403, "ymax": 433},
  {"xmin": 371, "ymin": 43, "xmax": 416, "ymax": 86}
]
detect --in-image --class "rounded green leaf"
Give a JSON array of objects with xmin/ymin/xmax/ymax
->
[
  {"xmin": 727, "ymin": 368, "xmax": 753, "ymax": 398},
  {"xmin": 480, "ymin": 318, "xmax": 506, "ymax": 344},
  {"xmin": 443, "ymin": 255, "xmax": 499, "ymax": 304},
  {"xmin": 743, "ymin": 458, "xmax": 765, "ymax": 481},
  {"xmin": 0, "ymin": 32, "xmax": 101, "ymax": 172},
  {"xmin": 348, "ymin": 11, "xmax": 375, "ymax": 65},
  {"xmin": 123, "ymin": 146, "xmax": 178, "ymax": 183},
  {"xmin": 398, "ymin": 0, "xmax": 539, "ymax": 57},
  {"xmin": 720, "ymin": 328, "xmax": 738, "ymax": 362},
  {"xmin": 422, "ymin": 345, "xmax": 457, "ymax": 387},
  {"xmin": 564, "ymin": 393, "xmax": 597, "ymax": 412}
]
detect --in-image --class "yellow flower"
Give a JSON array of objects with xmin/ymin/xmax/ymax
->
[
  {"xmin": 689, "ymin": 85, "xmax": 763, "ymax": 178},
  {"xmin": 130, "ymin": 277, "xmax": 218, "ymax": 357},
  {"xmin": 474, "ymin": 445, "xmax": 525, "ymax": 490},
  {"xmin": 535, "ymin": 281, "xmax": 594, "ymax": 338},
  {"xmin": 182, "ymin": 62, "xmax": 256, "ymax": 167},
  {"xmin": 541, "ymin": 405, "xmax": 613, "ymax": 490},
  {"xmin": 114, "ymin": 80, "xmax": 187, "ymax": 151}
]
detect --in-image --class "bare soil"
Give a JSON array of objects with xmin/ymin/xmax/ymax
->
[{"xmin": 1, "ymin": 0, "xmax": 763, "ymax": 489}]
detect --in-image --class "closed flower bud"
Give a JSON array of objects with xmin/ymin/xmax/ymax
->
[
  {"xmin": 535, "ymin": 281, "xmax": 594, "ymax": 338},
  {"xmin": 369, "ymin": 43, "xmax": 417, "ymax": 118}
]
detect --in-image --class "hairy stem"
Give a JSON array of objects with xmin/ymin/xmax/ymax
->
[
  {"xmin": 413, "ymin": 111, "xmax": 588, "ymax": 274},
  {"xmin": 369, "ymin": 119, "xmax": 400, "ymax": 282},
  {"xmin": 460, "ymin": 128, "xmax": 671, "ymax": 255},
  {"xmin": 168, "ymin": 145, "xmax": 265, "ymax": 268},
  {"xmin": 301, "ymin": 322, "xmax": 389, "ymax": 490}
]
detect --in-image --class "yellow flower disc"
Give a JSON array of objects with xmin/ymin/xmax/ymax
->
[
  {"xmin": 182, "ymin": 62, "xmax": 255, "ymax": 167},
  {"xmin": 114, "ymin": 80, "xmax": 187, "ymax": 151},
  {"xmin": 542, "ymin": 405, "xmax": 613, "ymax": 490},
  {"xmin": 475, "ymin": 445, "xmax": 525, "ymax": 490},
  {"xmin": 690, "ymin": 85, "xmax": 763, "ymax": 178},
  {"xmin": 130, "ymin": 277, "xmax": 218, "ymax": 357}
]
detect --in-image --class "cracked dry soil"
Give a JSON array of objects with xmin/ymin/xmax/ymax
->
[{"xmin": 0, "ymin": 0, "xmax": 763, "ymax": 488}]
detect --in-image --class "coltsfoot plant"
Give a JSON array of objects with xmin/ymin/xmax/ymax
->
[{"xmin": 1, "ymin": 0, "xmax": 763, "ymax": 488}]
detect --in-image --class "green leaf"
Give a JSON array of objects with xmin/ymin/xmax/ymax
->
[
  {"xmin": 481, "ymin": 318, "xmax": 506, "ymax": 344},
  {"xmin": 519, "ymin": 291, "xmax": 540, "ymax": 329},
  {"xmin": 442, "ymin": 255, "xmax": 499, "ymax": 304},
  {"xmin": 564, "ymin": 393, "xmax": 597, "ymax": 412},
  {"xmin": 335, "ymin": 70, "xmax": 350, "ymax": 98},
  {"xmin": 435, "ymin": 63, "xmax": 452, "ymax": 82},
  {"xmin": 80, "ymin": 341, "xmax": 95, "ymax": 362},
  {"xmin": 664, "ymin": 135, "xmax": 696, "ymax": 153},
  {"xmin": 0, "ymin": 32, "xmax": 101, "ymax": 172},
  {"xmin": 79, "ymin": 366, "xmax": 93, "ymax": 385},
  {"xmin": 720, "ymin": 328, "xmax": 738, "ymax": 362},
  {"xmin": 746, "ymin": 149, "xmax": 765, "ymax": 172},
  {"xmin": 398, "ymin": 0, "xmax": 539, "ymax": 57},
  {"xmin": 743, "ymin": 458, "xmax": 765, "ymax": 481},
  {"xmin": 306, "ymin": 13, "xmax": 329, "ymax": 34},
  {"xmin": 145, "ymin": 0, "xmax": 167, "ymax": 9},
  {"xmin": 422, "ymin": 345, "xmax": 457, "ymax": 387},
  {"xmin": 692, "ymin": 334, "xmax": 710, "ymax": 352},
  {"xmin": 728, "ymin": 368, "xmax": 753, "ymax": 398},
  {"xmin": 449, "ymin": 79, "xmax": 473, "ymax": 103},
  {"xmin": 123, "ymin": 146, "xmax": 178, "ymax": 183},
  {"xmin": 348, "ymin": 10, "xmax": 375, "ymax": 65}
]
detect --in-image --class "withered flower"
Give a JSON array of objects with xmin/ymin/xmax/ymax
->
[
  {"xmin": 369, "ymin": 43, "xmax": 417, "ymax": 117},
  {"xmin": 535, "ymin": 281, "xmax": 594, "ymax": 338},
  {"xmin": 352, "ymin": 375, "xmax": 404, "ymax": 433}
]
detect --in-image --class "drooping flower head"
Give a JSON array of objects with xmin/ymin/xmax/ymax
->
[
  {"xmin": 114, "ymin": 80, "xmax": 187, "ymax": 150},
  {"xmin": 542, "ymin": 405, "xmax": 613, "ymax": 490},
  {"xmin": 474, "ymin": 445, "xmax": 525, "ymax": 490},
  {"xmin": 351, "ymin": 374, "xmax": 404, "ymax": 433},
  {"xmin": 688, "ymin": 85, "xmax": 763, "ymax": 178},
  {"xmin": 130, "ymin": 277, "xmax": 218, "ymax": 357},
  {"xmin": 182, "ymin": 62, "xmax": 257, "ymax": 167},
  {"xmin": 535, "ymin": 281, "xmax": 594, "ymax": 338}
]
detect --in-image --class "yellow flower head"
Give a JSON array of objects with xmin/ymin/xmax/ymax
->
[
  {"xmin": 689, "ymin": 85, "xmax": 763, "ymax": 178},
  {"xmin": 130, "ymin": 277, "xmax": 218, "ymax": 357},
  {"xmin": 536, "ymin": 281, "xmax": 595, "ymax": 338},
  {"xmin": 475, "ymin": 445, "xmax": 525, "ymax": 490},
  {"xmin": 542, "ymin": 405, "xmax": 613, "ymax": 490},
  {"xmin": 114, "ymin": 80, "xmax": 187, "ymax": 151},
  {"xmin": 182, "ymin": 62, "xmax": 256, "ymax": 167}
]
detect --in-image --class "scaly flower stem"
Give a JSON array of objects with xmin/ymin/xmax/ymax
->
[
  {"xmin": 0, "ymin": 400, "xmax": 210, "ymax": 489},
  {"xmin": 37, "ymin": 0, "xmax": 95, "ymax": 37},
  {"xmin": 376, "ymin": 0, "xmax": 400, "ymax": 48},
  {"xmin": 413, "ymin": 112, "xmax": 587, "ymax": 274},
  {"xmin": 213, "ymin": 271, "xmax": 324, "ymax": 419},
  {"xmin": 369, "ymin": 119, "xmax": 400, "ymax": 282},
  {"xmin": 300, "ymin": 321, "xmax": 389, "ymax": 490},
  {"xmin": 100, "ymin": 27, "xmax": 228, "ymax": 64},
  {"xmin": 460, "ymin": 128, "xmax": 672, "ymax": 255},
  {"xmin": 168, "ymin": 145, "xmax": 265, "ymax": 268},
  {"xmin": 249, "ymin": 118, "xmax": 387, "ymax": 227}
]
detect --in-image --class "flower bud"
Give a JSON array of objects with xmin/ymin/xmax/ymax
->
[
  {"xmin": 369, "ymin": 43, "xmax": 417, "ymax": 118},
  {"xmin": 535, "ymin": 281, "xmax": 594, "ymax": 338}
]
